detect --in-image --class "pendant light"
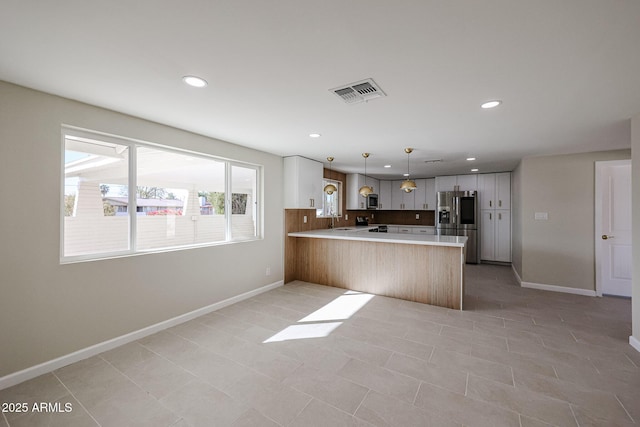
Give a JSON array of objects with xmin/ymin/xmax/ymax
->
[
  {"xmin": 400, "ymin": 148, "xmax": 417, "ymax": 193},
  {"xmin": 358, "ymin": 153, "xmax": 374, "ymax": 197},
  {"xmin": 324, "ymin": 157, "xmax": 338, "ymax": 195}
]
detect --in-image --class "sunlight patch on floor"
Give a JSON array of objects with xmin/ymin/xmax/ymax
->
[
  {"xmin": 263, "ymin": 290, "xmax": 375, "ymax": 343},
  {"xmin": 298, "ymin": 292, "xmax": 375, "ymax": 323},
  {"xmin": 262, "ymin": 322, "xmax": 342, "ymax": 343}
]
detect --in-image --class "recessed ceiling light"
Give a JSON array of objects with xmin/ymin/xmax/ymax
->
[
  {"xmin": 481, "ymin": 100, "xmax": 501, "ymax": 109},
  {"xmin": 471, "ymin": 168, "xmax": 479, "ymax": 172},
  {"xmin": 466, "ymin": 157, "xmax": 476, "ymax": 161},
  {"xmin": 182, "ymin": 76, "xmax": 207, "ymax": 88},
  {"xmin": 384, "ymin": 165, "xmax": 391, "ymax": 168},
  {"xmin": 309, "ymin": 133, "xmax": 321, "ymax": 138},
  {"xmin": 403, "ymin": 173, "xmax": 409, "ymax": 177}
]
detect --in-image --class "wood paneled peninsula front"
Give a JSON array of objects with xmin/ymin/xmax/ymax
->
[{"xmin": 287, "ymin": 228, "xmax": 467, "ymax": 310}]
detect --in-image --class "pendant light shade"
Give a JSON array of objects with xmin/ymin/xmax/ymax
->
[
  {"xmin": 359, "ymin": 153, "xmax": 374, "ymax": 197},
  {"xmin": 401, "ymin": 148, "xmax": 417, "ymax": 193},
  {"xmin": 324, "ymin": 157, "xmax": 338, "ymax": 195},
  {"xmin": 359, "ymin": 185, "xmax": 373, "ymax": 197}
]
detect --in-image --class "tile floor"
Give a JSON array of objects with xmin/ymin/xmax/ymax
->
[{"xmin": 1, "ymin": 264, "xmax": 638, "ymax": 426}]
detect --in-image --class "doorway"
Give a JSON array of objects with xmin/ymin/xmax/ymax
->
[{"xmin": 595, "ymin": 160, "xmax": 632, "ymax": 297}]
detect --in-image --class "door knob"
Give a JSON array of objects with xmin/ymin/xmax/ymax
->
[{"xmin": 602, "ymin": 235, "xmax": 614, "ymax": 240}]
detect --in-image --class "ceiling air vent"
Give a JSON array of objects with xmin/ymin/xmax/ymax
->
[{"xmin": 331, "ymin": 78, "xmax": 386, "ymax": 104}]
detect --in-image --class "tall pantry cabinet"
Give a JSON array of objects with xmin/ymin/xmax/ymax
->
[{"xmin": 478, "ymin": 173, "xmax": 511, "ymax": 262}]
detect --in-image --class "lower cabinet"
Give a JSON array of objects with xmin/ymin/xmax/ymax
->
[
  {"xmin": 481, "ymin": 209, "xmax": 511, "ymax": 262},
  {"xmin": 412, "ymin": 227, "xmax": 435, "ymax": 235}
]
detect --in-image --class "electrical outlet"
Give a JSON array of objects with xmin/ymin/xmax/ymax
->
[
  {"xmin": 345, "ymin": 214, "xmax": 348, "ymax": 220},
  {"xmin": 371, "ymin": 213, "xmax": 375, "ymax": 219},
  {"xmin": 416, "ymin": 213, "xmax": 420, "ymax": 220},
  {"xmin": 303, "ymin": 215, "xmax": 307, "ymax": 223},
  {"xmin": 266, "ymin": 267, "xmax": 271, "ymax": 276}
]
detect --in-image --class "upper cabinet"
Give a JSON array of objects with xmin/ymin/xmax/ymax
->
[
  {"xmin": 391, "ymin": 179, "xmax": 415, "ymax": 210},
  {"xmin": 379, "ymin": 180, "xmax": 392, "ymax": 210},
  {"xmin": 414, "ymin": 178, "xmax": 436, "ymax": 210},
  {"xmin": 435, "ymin": 175, "xmax": 457, "ymax": 193},
  {"xmin": 435, "ymin": 175, "xmax": 478, "ymax": 193},
  {"xmin": 346, "ymin": 174, "xmax": 379, "ymax": 210},
  {"xmin": 477, "ymin": 174, "xmax": 496, "ymax": 210},
  {"xmin": 457, "ymin": 174, "xmax": 478, "ymax": 192},
  {"xmin": 495, "ymin": 172, "xmax": 511, "ymax": 209},
  {"xmin": 478, "ymin": 172, "xmax": 510, "ymax": 210},
  {"xmin": 341, "ymin": 173, "xmax": 508, "ymax": 212},
  {"xmin": 283, "ymin": 156, "xmax": 323, "ymax": 209}
]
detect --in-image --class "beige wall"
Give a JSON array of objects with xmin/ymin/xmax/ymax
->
[
  {"xmin": 519, "ymin": 149, "xmax": 631, "ymax": 290},
  {"xmin": 0, "ymin": 81, "xmax": 284, "ymax": 377},
  {"xmin": 511, "ymin": 162, "xmax": 522, "ymax": 278},
  {"xmin": 632, "ymin": 113, "xmax": 640, "ymax": 345}
]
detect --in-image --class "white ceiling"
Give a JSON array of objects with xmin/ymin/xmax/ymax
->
[{"xmin": 2, "ymin": 0, "xmax": 639, "ymax": 179}]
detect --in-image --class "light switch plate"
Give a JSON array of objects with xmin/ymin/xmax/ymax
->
[
  {"xmin": 534, "ymin": 212, "xmax": 548, "ymax": 220},
  {"xmin": 303, "ymin": 215, "xmax": 307, "ymax": 223},
  {"xmin": 416, "ymin": 213, "xmax": 420, "ymax": 220}
]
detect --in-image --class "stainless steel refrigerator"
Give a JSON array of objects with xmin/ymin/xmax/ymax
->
[{"xmin": 436, "ymin": 191, "xmax": 480, "ymax": 264}]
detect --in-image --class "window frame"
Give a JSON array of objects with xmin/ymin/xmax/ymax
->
[
  {"xmin": 60, "ymin": 126, "xmax": 263, "ymax": 264},
  {"xmin": 316, "ymin": 178, "xmax": 343, "ymax": 218}
]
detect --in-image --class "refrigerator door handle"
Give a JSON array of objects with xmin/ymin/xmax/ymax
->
[{"xmin": 453, "ymin": 196, "xmax": 460, "ymax": 226}]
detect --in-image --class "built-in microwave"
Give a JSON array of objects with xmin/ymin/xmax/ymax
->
[{"xmin": 366, "ymin": 194, "xmax": 379, "ymax": 209}]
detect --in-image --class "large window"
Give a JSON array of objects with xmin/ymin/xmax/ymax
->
[
  {"xmin": 316, "ymin": 179, "xmax": 342, "ymax": 218},
  {"xmin": 62, "ymin": 128, "xmax": 261, "ymax": 262}
]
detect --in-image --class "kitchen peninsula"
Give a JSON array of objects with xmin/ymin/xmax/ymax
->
[{"xmin": 287, "ymin": 228, "xmax": 467, "ymax": 310}]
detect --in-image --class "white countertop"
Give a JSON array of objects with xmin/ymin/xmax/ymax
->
[
  {"xmin": 378, "ymin": 224, "xmax": 436, "ymax": 228},
  {"xmin": 288, "ymin": 228, "xmax": 467, "ymax": 247}
]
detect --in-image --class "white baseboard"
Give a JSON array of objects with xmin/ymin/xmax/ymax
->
[
  {"xmin": 520, "ymin": 281, "xmax": 597, "ymax": 297},
  {"xmin": 511, "ymin": 264, "xmax": 596, "ymax": 297},
  {"xmin": 630, "ymin": 336, "xmax": 640, "ymax": 353},
  {"xmin": 0, "ymin": 280, "xmax": 283, "ymax": 391},
  {"xmin": 511, "ymin": 265, "xmax": 523, "ymax": 285}
]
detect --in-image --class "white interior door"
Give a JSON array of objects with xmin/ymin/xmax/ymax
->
[{"xmin": 596, "ymin": 160, "xmax": 632, "ymax": 297}]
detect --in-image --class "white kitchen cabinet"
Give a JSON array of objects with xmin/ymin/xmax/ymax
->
[
  {"xmin": 495, "ymin": 210, "xmax": 511, "ymax": 262},
  {"xmin": 478, "ymin": 172, "xmax": 511, "ymax": 210},
  {"xmin": 392, "ymin": 180, "xmax": 415, "ymax": 210},
  {"xmin": 425, "ymin": 178, "xmax": 436, "ymax": 210},
  {"xmin": 496, "ymin": 172, "xmax": 511, "ymax": 209},
  {"xmin": 477, "ymin": 174, "xmax": 496, "ymax": 210},
  {"xmin": 386, "ymin": 226, "xmax": 399, "ymax": 233},
  {"xmin": 456, "ymin": 174, "xmax": 478, "ymax": 191},
  {"xmin": 480, "ymin": 209, "xmax": 511, "ymax": 262},
  {"xmin": 435, "ymin": 175, "xmax": 477, "ymax": 193},
  {"xmin": 412, "ymin": 227, "xmax": 435, "ymax": 235},
  {"xmin": 479, "ymin": 172, "xmax": 511, "ymax": 262},
  {"xmin": 435, "ymin": 175, "xmax": 457, "ymax": 193},
  {"xmin": 397, "ymin": 226, "xmax": 412, "ymax": 234},
  {"xmin": 347, "ymin": 174, "xmax": 380, "ymax": 210},
  {"xmin": 414, "ymin": 179, "xmax": 426, "ymax": 210},
  {"xmin": 284, "ymin": 156, "xmax": 323, "ymax": 209},
  {"xmin": 481, "ymin": 210, "xmax": 496, "ymax": 260},
  {"xmin": 379, "ymin": 180, "xmax": 392, "ymax": 210},
  {"xmin": 414, "ymin": 178, "xmax": 435, "ymax": 210}
]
